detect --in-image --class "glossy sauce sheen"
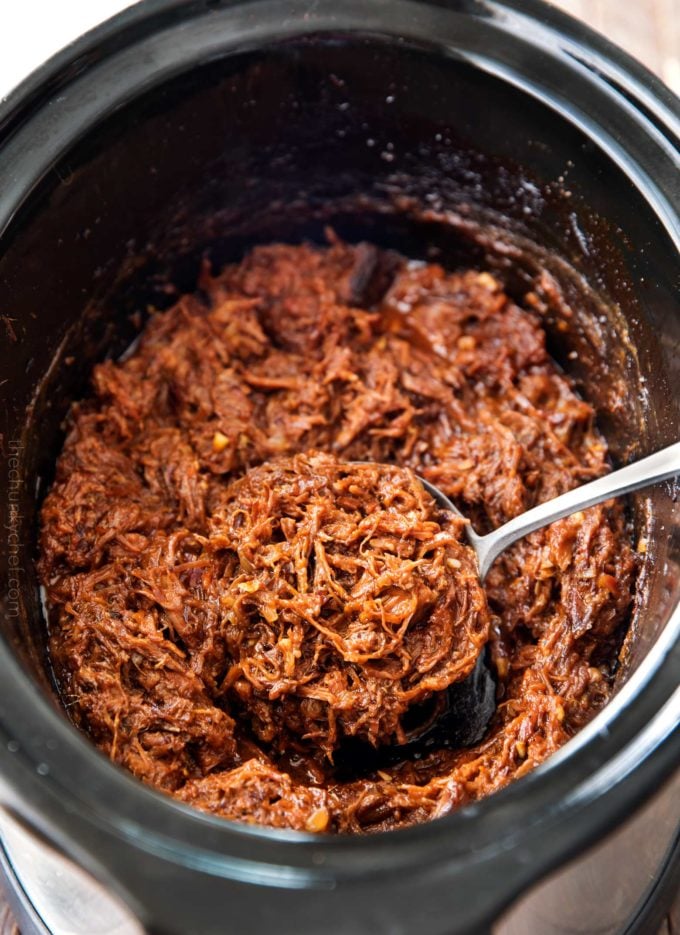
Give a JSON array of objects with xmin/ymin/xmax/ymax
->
[{"xmin": 39, "ymin": 241, "xmax": 636, "ymax": 833}]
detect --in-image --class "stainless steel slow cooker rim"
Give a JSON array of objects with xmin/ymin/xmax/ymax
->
[{"xmin": 0, "ymin": 0, "xmax": 677, "ymax": 911}]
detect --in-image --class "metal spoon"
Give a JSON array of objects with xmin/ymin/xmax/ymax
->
[
  {"xmin": 336, "ymin": 443, "xmax": 680, "ymax": 771},
  {"xmin": 418, "ymin": 441, "xmax": 680, "ymax": 580}
]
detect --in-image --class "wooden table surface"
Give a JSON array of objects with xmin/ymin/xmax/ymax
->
[{"xmin": 0, "ymin": 0, "xmax": 677, "ymax": 932}]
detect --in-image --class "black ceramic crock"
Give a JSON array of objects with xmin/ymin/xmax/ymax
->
[{"xmin": 0, "ymin": 2, "xmax": 678, "ymax": 933}]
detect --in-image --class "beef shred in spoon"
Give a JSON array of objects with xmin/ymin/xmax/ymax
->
[{"xmin": 211, "ymin": 451, "xmax": 490, "ymax": 757}]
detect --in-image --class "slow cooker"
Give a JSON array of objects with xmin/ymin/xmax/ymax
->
[{"xmin": 0, "ymin": 1, "xmax": 678, "ymax": 933}]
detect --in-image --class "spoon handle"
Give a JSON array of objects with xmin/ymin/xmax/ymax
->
[{"xmin": 476, "ymin": 441, "xmax": 680, "ymax": 580}]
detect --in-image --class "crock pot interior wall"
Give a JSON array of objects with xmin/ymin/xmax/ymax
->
[{"xmin": 1, "ymin": 36, "xmax": 678, "ymax": 718}]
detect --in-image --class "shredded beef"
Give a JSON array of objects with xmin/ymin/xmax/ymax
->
[
  {"xmin": 211, "ymin": 452, "xmax": 488, "ymax": 756},
  {"xmin": 39, "ymin": 239, "xmax": 636, "ymax": 833}
]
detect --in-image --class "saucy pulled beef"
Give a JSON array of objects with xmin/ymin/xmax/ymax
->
[
  {"xmin": 39, "ymin": 239, "xmax": 636, "ymax": 834},
  {"xmin": 213, "ymin": 453, "xmax": 489, "ymax": 756}
]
